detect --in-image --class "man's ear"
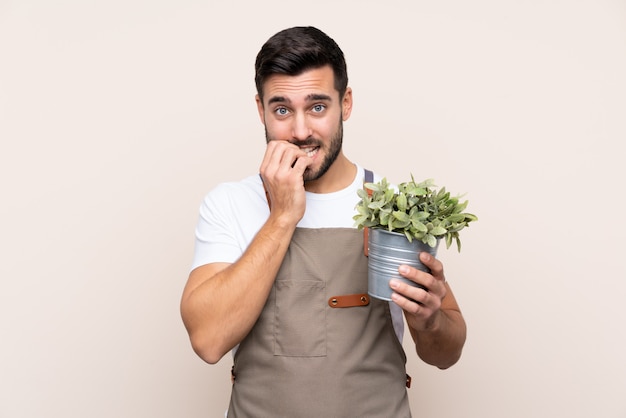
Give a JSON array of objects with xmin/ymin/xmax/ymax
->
[
  {"xmin": 255, "ymin": 94, "xmax": 265, "ymax": 124},
  {"xmin": 341, "ymin": 87, "xmax": 353, "ymax": 121}
]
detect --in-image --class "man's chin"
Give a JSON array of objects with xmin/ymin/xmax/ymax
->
[
  {"xmin": 302, "ymin": 169, "xmax": 317, "ymax": 183},
  {"xmin": 302, "ymin": 166, "xmax": 323, "ymax": 182}
]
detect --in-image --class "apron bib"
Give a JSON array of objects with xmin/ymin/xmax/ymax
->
[{"xmin": 228, "ymin": 227, "xmax": 411, "ymax": 417}]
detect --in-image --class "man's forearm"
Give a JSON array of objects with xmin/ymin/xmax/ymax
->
[{"xmin": 410, "ymin": 309, "xmax": 467, "ymax": 369}]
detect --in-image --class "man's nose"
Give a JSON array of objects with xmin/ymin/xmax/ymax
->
[{"xmin": 291, "ymin": 113, "xmax": 311, "ymax": 141}]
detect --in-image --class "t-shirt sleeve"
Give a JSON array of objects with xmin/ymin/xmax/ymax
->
[{"xmin": 190, "ymin": 185, "xmax": 242, "ymax": 271}]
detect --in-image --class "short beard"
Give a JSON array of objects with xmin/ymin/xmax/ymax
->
[{"xmin": 264, "ymin": 118, "xmax": 343, "ymax": 183}]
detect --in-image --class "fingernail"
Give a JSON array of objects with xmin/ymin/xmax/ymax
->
[
  {"xmin": 420, "ymin": 252, "xmax": 431, "ymax": 262},
  {"xmin": 398, "ymin": 265, "xmax": 409, "ymax": 274},
  {"xmin": 389, "ymin": 279, "xmax": 399, "ymax": 289}
]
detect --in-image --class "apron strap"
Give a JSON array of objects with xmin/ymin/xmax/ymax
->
[{"xmin": 363, "ymin": 169, "xmax": 373, "ymax": 257}]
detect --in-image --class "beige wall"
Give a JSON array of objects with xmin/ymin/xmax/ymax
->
[{"xmin": 1, "ymin": 1, "xmax": 625, "ymax": 417}]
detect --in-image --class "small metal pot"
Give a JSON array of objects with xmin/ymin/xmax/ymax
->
[{"xmin": 367, "ymin": 229, "xmax": 439, "ymax": 301}]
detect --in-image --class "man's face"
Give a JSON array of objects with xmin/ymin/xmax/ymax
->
[{"xmin": 256, "ymin": 66, "xmax": 353, "ymax": 182}]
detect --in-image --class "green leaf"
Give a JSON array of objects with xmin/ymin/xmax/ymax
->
[
  {"xmin": 425, "ymin": 234, "xmax": 437, "ymax": 248},
  {"xmin": 430, "ymin": 226, "xmax": 447, "ymax": 236},
  {"xmin": 355, "ymin": 205, "xmax": 370, "ymax": 216},
  {"xmin": 396, "ymin": 193, "xmax": 407, "ymax": 212},
  {"xmin": 356, "ymin": 188, "xmax": 369, "ymax": 199},
  {"xmin": 447, "ymin": 222, "xmax": 466, "ymax": 232},
  {"xmin": 392, "ymin": 211, "xmax": 410, "ymax": 223},
  {"xmin": 365, "ymin": 182, "xmax": 381, "ymax": 192},
  {"xmin": 453, "ymin": 200, "xmax": 468, "ymax": 213},
  {"xmin": 411, "ymin": 219, "xmax": 427, "ymax": 232},
  {"xmin": 368, "ymin": 200, "xmax": 386, "ymax": 210},
  {"xmin": 447, "ymin": 213, "xmax": 465, "ymax": 223},
  {"xmin": 406, "ymin": 186, "xmax": 427, "ymax": 196},
  {"xmin": 465, "ymin": 213, "xmax": 478, "ymax": 222}
]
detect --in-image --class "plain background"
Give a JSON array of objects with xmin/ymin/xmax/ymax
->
[{"xmin": 1, "ymin": 1, "xmax": 625, "ymax": 417}]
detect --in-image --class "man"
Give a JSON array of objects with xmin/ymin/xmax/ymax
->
[{"xmin": 181, "ymin": 26, "xmax": 466, "ymax": 417}]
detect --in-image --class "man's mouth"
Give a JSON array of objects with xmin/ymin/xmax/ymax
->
[{"xmin": 301, "ymin": 146, "xmax": 320, "ymax": 158}]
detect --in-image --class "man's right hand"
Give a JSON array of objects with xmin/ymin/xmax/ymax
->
[{"xmin": 259, "ymin": 141, "xmax": 313, "ymax": 225}]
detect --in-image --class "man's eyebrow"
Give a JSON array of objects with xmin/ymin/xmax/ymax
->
[
  {"xmin": 267, "ymin": 96, "xmax": 289, "ymax": 105},
  {"xmin": 266, "ymin": 93, "xmax": 333, "ymax": 105},
  {"xmin": 306, "ymin": 93, "xmax": 332, "ymax": 102}
]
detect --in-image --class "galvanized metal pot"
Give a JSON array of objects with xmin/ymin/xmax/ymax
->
[{"xmin": 367, "ymin": 229, "xmax": 440, "ymax": 301}]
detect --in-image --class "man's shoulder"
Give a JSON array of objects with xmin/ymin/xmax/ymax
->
[
  {"xmin": 207, "ymin": 174, "xmax": 262, "ymax": 195},
  {"xmin": 201, "ymin": 174, "xmax": 265, "ymax": 209}
]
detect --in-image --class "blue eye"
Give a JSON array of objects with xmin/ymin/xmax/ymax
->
[
  {"xmin": 312, "ymin": 104, "xmax": 325, "ymax": 113},
  {"xmin": 275, "ymin": 107, "xmax": 289, "ymax": 116}
]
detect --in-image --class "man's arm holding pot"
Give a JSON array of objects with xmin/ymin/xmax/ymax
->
[{"xmin": 390, "ymin": 252, "xmax": 467, "ymax": 369}]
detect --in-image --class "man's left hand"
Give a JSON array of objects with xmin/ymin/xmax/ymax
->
[{"xmin": 389, "ymin": 252, "xmax": 447, "ymax": 332}]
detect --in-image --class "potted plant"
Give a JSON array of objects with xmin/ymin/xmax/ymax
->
[{"xmin": 353, "ymin": 175, "xmax": 477, "ymax": 300}]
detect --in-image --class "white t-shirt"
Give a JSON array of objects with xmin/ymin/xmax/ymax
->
[{"xmin": 191, "ymin": 164, "xmax": 404, "ymax": 342}]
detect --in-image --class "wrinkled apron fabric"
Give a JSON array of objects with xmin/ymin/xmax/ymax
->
[{"xmin": 228, "ymin": 228, "xmax": 411, "ymax": 418}]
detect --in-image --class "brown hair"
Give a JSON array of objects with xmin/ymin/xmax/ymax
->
[{"xmin": 254, "ymin": 26, "xmax": 348, "ymax": 102}]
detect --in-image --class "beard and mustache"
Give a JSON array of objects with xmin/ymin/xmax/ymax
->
[{"xmin": 264, "ymin": 118, "xmax": 343, "ymax": 183}]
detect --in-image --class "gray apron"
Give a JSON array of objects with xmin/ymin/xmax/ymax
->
[{"xmin": 227, "ymin": 227, "xmax": 411, "ymax": 417}]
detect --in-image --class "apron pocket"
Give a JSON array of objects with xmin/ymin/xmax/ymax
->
[{"xmin": 274, "ymin": 279, "xmax": 326, "ymax": 357}]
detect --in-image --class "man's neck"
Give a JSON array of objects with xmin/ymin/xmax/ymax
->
[{"xmin": 304, "ymin": 154, "xmax": 357, "ymax": 194}]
